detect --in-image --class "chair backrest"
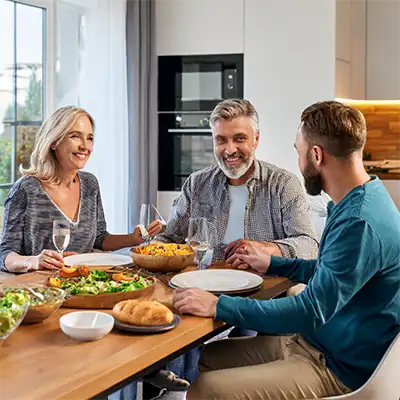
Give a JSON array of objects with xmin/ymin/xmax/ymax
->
[
  {"xmin": 307, "ymin": 194, "xmax": 329, "ymax": 241},
  {"xmin": 354, "ymin": 331, "xmax": 400, "ymax": 399},
  {"xmin": 318, "ymin": 332, "xmax": 400, "ymax": 400}
]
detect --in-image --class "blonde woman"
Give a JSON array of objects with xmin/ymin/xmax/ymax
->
[{"xmin": 0, "ymin": 106, "xmax": 163, "ymax": 273}]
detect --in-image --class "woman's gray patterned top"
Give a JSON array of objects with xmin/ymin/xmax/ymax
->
[{"xmin": 0, "ymin": 171, "xmax": 109, "ymax": 271}]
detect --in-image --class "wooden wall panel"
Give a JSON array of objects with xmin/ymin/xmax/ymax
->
[{"xmin": 346, "ymin": 102, "xmax": 400, "ymax": 160}]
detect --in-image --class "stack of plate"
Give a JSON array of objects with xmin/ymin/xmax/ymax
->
[{"xmin": 169, "ymin": 269, "xmax": 263, "ymax": 295}]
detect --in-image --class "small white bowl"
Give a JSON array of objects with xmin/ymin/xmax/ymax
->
[{"xmin": 60, "ymin": 311, "xmax": 114, "ymax": 341}]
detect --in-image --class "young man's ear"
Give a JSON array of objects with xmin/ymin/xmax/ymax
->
[{"xmin": 312, "ymin": 145, "xmax": 324, "ymax": 166}]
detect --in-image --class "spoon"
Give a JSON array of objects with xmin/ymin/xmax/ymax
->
[{"xmin": 24, "ymin": 286, "xmax": 45, "ymax": 302}]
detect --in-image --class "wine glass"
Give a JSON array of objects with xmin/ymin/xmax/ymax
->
[
  {"xmin": 52, "ymin": 220, "xmax": 71, "ymax": 257},
  {"xmin": 188, "ymin": 217, "xmax": 209, "ymax": 269},
  {"xmin": 139, "ymin": 204, "xmax": 165, "ymax": 243}
]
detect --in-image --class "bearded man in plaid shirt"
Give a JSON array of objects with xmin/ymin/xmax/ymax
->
[{"xmin": 159, "ymin": 99, "xmax": 318, "ymax": 266}]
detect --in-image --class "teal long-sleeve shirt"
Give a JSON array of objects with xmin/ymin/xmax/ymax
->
[{"xmin": 216, "ymin": 177, "xmax": 400, "ymax": 390}]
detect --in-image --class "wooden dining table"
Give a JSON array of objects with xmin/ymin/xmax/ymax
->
[{"xmin": 0, "ymin": 266, "xmax": 295, "ymax": 400}]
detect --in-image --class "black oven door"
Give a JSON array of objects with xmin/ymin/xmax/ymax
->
[
  {"xmin": 171, "ymin": 129, "xmax": 215, "ymax": 190},
  {"xmin": 158, "ymin": 113, "xmax": 216, "ymax": 191},
  {"xmin": 158, "ymin": 54, "xmax": 243, "ymax": 112}
]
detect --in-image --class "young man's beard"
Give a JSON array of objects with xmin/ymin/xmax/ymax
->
[
  {"xmin": 215, "ymin": 150, "xmax": 255, "ymax": 180},
  {"xmin": 303, "ymin": 157, "xmax": 324, "ymax": 196}
]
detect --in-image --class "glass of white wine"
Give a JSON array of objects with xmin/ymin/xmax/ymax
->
[
  {"xmin": 52, "ymin": 219, "xmax": 71, "ymax": 257},
  {"xmin": 188, "ymin": 217, "xmax": 209, "ymax": 269}
]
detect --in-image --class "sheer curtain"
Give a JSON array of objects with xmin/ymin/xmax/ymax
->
[
  {"xmin": 56, "ymin": 0, "xmax": 129, "ymax": 234},
  {"xmin": 126, "ymin": 0, "xmax": 158, "ymax": 232}
]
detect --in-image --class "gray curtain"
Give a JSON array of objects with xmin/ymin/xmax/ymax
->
[{"xmin": 126, "ymin": 0, "xmax": 158, "ymax": 232}]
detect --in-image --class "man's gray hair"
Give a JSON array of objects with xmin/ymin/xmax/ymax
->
[{"xmin": 209, "ymin": 99, "xmax": 259, "ymax": 132}]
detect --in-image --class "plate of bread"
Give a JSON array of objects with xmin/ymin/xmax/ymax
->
[{"xmin": 112, "ymin": 299, "xmax": 181, "ymax": 333}]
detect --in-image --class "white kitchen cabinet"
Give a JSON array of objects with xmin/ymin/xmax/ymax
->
[
  {"xmin": 335, "ymin": 0, "xmax": 366, "ymax": 99},
  {"xmin": 244, "ymin": 0, "xmax": 336, "ymax": 175},
  {"xmin": 366, "ymin": 0, "xmax": 400, "ymax": 99},
  {"xmin": 155, "ymin": 0, "xmax": 244, "ymax": 56},
  {"xmin": 335, "ymin": 59, "xmax": 351, "ymax": 99},
  {"xmin": 336, "ymin": 0, "xmax": 351, "ymax": 63}
]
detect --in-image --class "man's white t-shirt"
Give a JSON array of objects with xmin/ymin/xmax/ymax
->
[{"xmin": 223, "ymin": 184, "xmax": 249, "ymax": 245}]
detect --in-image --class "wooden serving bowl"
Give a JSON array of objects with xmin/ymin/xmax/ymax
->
[
  {"xmin": 130, "ymin": 247, "xmax": 195, "ymax": 273},
  {"xmin": 62, "ymin": 278, "xmax": 156, "ymax": 309}
]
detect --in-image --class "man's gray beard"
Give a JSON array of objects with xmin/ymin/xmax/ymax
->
[{"xmin": 215, "ymin": 151, "xmax": 255, "ymax": 180}]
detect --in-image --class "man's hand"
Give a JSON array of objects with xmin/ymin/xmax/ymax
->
[
  {"xmin": 173, "ymin": 288, "xmax": 218, "ymax": 317},
  {"xmin": 226, "ymin": 240, "xmax": 281, "ymax": 270},
  {"xmin": 226, "ymin": 241, "xmax": 275, "ymax": 275},
  {"xmin": 147, "ymin": 220, "xmax": 165, "ymax": 237}
]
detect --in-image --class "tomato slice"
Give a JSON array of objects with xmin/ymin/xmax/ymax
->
[
  {"xmin": 77, "ymin": 266, "xmax": 89, "ymax": 276},
  {"xmin": 48, "ymin": 277, "xmax": 61, "ymax": 288},
  {"xmin": 60, "ymin": 266, "xmax": 79, "ymax": 278}
]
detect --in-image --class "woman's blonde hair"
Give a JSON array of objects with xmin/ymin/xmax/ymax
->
[{"xmin": 21, "ymin": 106, "xmax": 95, "ymax": 185}]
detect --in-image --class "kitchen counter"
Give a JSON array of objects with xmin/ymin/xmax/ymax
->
[
  {"xmin": 371, "ymin": 171, "xmax": 400, "ymax": 180},
  {"xmin": 364, "ymin": 160, "xmax": 400, "ymax": 180}
]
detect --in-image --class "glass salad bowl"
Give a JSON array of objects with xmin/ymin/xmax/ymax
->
[{"xmin": 0, "ymin": 291, "xmax": 30, "ymax": 340}]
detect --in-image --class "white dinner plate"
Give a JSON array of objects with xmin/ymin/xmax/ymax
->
[
  {"xmin": 170, "ymin": 269, "xmax": 263, "ymax": 292},
  {"xmin": 63, "ymin": 253, "xmax": 133, "ymax": 267}
]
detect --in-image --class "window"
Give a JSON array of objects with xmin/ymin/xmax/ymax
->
[{"xmin": 0, "ymin": 0, "xmax": 46, "ymax": 221}]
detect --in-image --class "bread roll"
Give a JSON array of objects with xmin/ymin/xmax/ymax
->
[{"xmin": 113, "ymin": 299, "xmax": 174, "ymax": 326}]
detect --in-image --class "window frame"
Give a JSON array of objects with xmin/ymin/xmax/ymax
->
[
  {"xmin": 9, "ymin": 0, "xmax": 56, "ymax": 117},
  {"xmin": 0, "ymin": 0, "xmax": 55, "ymax": 191}
]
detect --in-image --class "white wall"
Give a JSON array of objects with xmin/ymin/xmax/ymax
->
[
  {"xmin": 335, "ymin": 0, "xmax": 366, "ymax": 99},
  {"xmin": 367, "ymin": 0, "xmax": 400, "ymax": 99},
  {"xmin": 156, "ymin": 0, "xmax": 244, "ymax": 55},
  {"xmin": 245, "ymin": 0, "xmax": 336, "ymax": 176}
]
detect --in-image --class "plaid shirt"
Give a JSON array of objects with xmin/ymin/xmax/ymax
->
[{"xmin": 159, "ymin": 160, "xmax": 318, "ymax": 261}]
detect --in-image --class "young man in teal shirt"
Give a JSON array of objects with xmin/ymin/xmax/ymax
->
[{"xmin": 173, "ymin": 101, "xmax": 400, "ymax": 400}]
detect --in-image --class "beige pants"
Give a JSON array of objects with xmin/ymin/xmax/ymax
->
[{"xmin": 188, "ymin": 335, "xmax": 351, "ymax": 400}]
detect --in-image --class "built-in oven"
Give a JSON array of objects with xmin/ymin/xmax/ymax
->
[
  {"xmin": 158, "ymin": 54, "xmax": 243, "ymax": 112},
  {"xmin": 158, "ymin": 112, "xmax": 215, "ymax": 191},
  {"xmin": 158, "ymin": 54, "xmax": 243, "ymax": 191}
]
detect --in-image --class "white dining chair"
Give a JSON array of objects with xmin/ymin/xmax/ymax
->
[{"xmin": 317, "ymin": 332, "xmax": 400, "ymax": 400}]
